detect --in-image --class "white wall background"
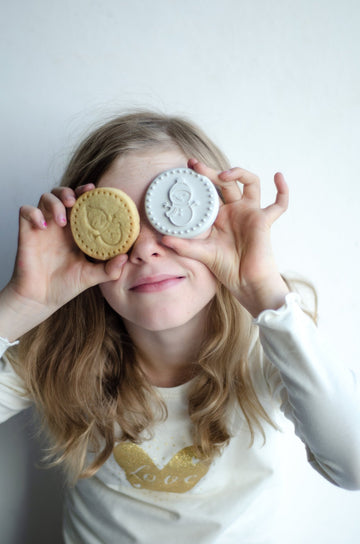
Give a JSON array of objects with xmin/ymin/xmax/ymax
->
[{"xmin": 1, "ymin": 0, "xmax": 360, "ymax": 542}]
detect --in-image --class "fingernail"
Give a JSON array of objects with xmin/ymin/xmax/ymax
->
[
  {"xmin": 188, "ymin": 158, "xmax": 199, "ymax": 167},
  {"xmin": 58, "ymin": 215, "xmax": 67, "ymax": 224},
  {"xmin": 42, "ymin": 221, "xmax": 48, "ymax": 228},
  {"xmin": 115, "ymin": 254, "xmax": 128, "ymax": 266}
]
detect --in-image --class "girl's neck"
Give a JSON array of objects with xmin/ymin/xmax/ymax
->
[{"xmin": 124, "ymin": 314, "xmax": 206, "ymax": 388}]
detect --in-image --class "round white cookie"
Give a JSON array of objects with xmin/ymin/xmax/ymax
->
[{"xmin": 145, "ymin": 168, "xmax": 219, "ymax": 238}]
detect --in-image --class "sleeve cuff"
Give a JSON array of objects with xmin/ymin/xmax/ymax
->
[
  {"xmin": 0, "ymin": 337, "xmax": 19, "ymax": 359},
  {"xmin": 253, "ymin": 292, "xmax": 303, "ymax": 328}
]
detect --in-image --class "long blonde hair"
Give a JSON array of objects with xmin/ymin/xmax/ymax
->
[{"xmin": 10, "ymin": 111, "xmax": 313, "ymax": 482}]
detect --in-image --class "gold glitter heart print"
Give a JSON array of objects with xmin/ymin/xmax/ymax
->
[
  {"xmin": 70, "ymin": 188, "xmax": 140, "ymax": 260},
  {"xmin": 113, "ymin": 442, "xmax": 211, "ymax": 493}
]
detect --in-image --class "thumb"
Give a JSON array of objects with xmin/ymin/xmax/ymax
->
[
  {"xmin": 162, "ymin": 235, "xmax": 214, "ymax": 269},
  {"xmin": 84, "ymin": 254, "xmax": 128, "ymax": 287}
]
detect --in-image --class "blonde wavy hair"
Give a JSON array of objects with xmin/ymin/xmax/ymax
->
[{"xmin": 10, "ymin": 111, "xmax": 317, "ymax": 483}]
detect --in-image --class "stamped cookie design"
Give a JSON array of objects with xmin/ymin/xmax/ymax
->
[
  {"xmin": 70, "ymin": 187, "xmax": 140, "ymax": 260},
  {"xmin": 145, "ymin": 168, "xmax": 219, "ymax": 238}
]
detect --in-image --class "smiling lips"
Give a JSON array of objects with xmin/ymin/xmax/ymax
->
[{"xmin": 129, "ymin": 275, "xmax": 185, "ymax": 293}]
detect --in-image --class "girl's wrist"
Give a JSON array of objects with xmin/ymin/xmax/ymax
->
[
  {"xmin": 234, "ymin": 275, "xmax": 290, "ymax": 318},
  {"xmin": 0, "ymin": 284, "xmax": 53, "ymax": 342}
]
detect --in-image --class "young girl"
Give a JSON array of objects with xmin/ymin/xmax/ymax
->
[{"xmin": 0, "ymin": 111, "xmax": 359, "ymax": 543}]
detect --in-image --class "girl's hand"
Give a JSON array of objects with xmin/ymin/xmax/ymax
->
[
  {"xmin": 0, "ymin": 184, "xmax": 127, "ymax": 340},
  {"xmin": 162, "ymin": 159, "xmax": 290, "ymax": 317}
]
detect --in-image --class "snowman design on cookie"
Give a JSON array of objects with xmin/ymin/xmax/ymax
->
[{"xmin": 163, "ymin": 178, "xmax": 198, "ymax": 227}]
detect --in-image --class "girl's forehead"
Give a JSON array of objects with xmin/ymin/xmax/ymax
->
[{"xmin": 97, "ymin": 148, "xmax": 188, "ymax": 205}]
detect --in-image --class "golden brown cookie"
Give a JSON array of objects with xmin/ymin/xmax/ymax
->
[{"xmin": 70, "ymin": 187, "xmax": 140, "ymax": 260}]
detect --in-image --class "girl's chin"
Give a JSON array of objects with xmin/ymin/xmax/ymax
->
[
  {"xmin": 124, "ymin": 318, "xmax": 195, "ymax": 334},
  {"xmin": 122, "ymin": 308, "xmax": 209, "ymax": 335}
]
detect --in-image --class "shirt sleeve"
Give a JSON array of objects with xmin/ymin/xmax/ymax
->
[
  {"xmin": 254, "ymin": 293, "xmax": 360, "ymax": 490},
  {"xmin": 0, "ymin": 337, "xmax": 32, "ymax": 423}
]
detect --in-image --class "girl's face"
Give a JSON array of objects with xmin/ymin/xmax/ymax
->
[{"xmin": 98, "ymin": 148, "xmax": 218, "ymax": 335}]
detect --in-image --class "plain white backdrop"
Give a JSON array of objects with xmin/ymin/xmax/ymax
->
[{"xmin": 1, "ymin": 1, "xmax": 360, "ymax": 542}]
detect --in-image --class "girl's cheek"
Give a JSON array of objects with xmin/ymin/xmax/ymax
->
[{"xmin": 100, "ymin": 285, "xmax": 126, "ymax": 315}]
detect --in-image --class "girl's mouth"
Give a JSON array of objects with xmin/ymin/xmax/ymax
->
[{"xmin": 129, "ymin": 275, "xmax": 185, "ymax": 293}]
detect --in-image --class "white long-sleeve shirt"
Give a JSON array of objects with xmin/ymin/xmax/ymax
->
[{"xmin": 1, "ymin": 293, "xmax": 359, "ymax": 543}]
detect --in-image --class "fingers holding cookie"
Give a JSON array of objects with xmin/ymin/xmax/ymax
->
[
  {"xmin": 37, "ymin": 192, "xmax": 69, "ymax": 227},
  {"xmin": 74, "ymin": 183, "xmax": 96, "ymax": 198},
  {"xmin": 10, "ymin": 186, "xmax": 135, "ymax": 324},
  {"xmin": 19, "ymin": 204, "xmax": 48, "ymax": 230},
  {"xmin": 30, "ymin": 184, "xmax": 96, "ymax": 229},
  {"xmin": 18, "ymin": 189, "xmax": 76, "ymax": 236},
  {"xmin": 51, "ymin": 183, "xmax": 96, "ymax": 206}
]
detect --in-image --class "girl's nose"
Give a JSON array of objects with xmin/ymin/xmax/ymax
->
[{"xmin": 128, "ymin": 223, "xmax": 166, "ymax": 263}]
